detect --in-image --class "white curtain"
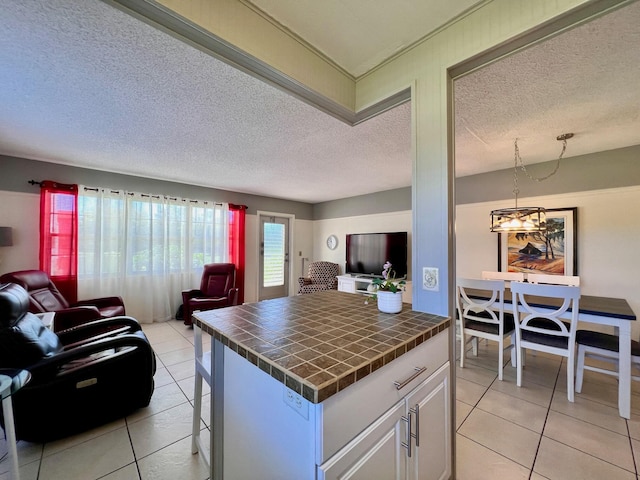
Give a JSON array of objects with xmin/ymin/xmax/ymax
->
[{"xmin": 77, "ymin": 186, "xmax": 229, "ymax": 323}]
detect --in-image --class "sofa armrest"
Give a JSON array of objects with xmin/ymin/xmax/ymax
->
[
  {"xmin": 74, "ymin": 296, "xmax": 124, "ymax": 309},
  {"xmin": 27, "ymin": 332, "xmax": 155, "ymax": 381},
  {"xmin": 52, "ymin": 306, "xmax": 102, "ymax": 333},
  {"xmin": 182, "ymin": 289, "xmax": 203, "ymax": 304},
  {"xmin": 56, "ymin": 316, "xmax": 142, "ymax": 347},
  {"xmin": 227, "ymin": 288, "xmax": 240, "ymax": 306}
]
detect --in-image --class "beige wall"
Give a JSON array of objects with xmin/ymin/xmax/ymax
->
[
  {"xmin": 0, "ymin": 191, "xmax": 39, "ymax": 274},
  {"xmin": 456, "ymin": 185, "xmax": 640, "ymax": 337},
  {"xmin": 355, "ymin": 0, "xmax": 595, "ymax": 315},
  {"xmin": 313, "ymin": 210, "xmax": 413, "ymax": 277}
]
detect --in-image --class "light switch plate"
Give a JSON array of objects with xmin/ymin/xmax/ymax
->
[{"xmin": 423, "ymin": 267, "xmax": 439, "ymax": 291}]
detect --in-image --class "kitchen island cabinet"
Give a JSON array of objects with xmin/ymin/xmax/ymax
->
[{"xmin": 192, "ymin": 290, "xmax": 451, "ymax": 480}]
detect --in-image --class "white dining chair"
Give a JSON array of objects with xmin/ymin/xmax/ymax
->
[
  {"xmin": 456, "ymin": 278, "xmax": 516, "ymax": 381},
  {"xmin": 575, "ymin": 330, "xmax": 640, "ymax": 393},
  {"xmin": 511, "ymin": 281, "xmax": 581, "ymax": 401},
  {"xmin": 481, "ymin": 271, "xmax": 525, "ymax": 282},
  {"xmin": 527, "ymin": 273, "xmax": 580, "ymax": 286}
]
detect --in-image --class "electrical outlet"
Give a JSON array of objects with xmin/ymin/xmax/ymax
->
[
  {"xmin": 283, "ymin": 387, "xmax": 309, "ymax": 419},
  {"xmin": 423, "ymin": 267, "xmax": 439, "ymax": 291}
]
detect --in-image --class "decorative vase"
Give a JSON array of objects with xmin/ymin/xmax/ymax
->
[{"xmin": 377, "ymin": 290, "xmax": 403, "ymax": 314}]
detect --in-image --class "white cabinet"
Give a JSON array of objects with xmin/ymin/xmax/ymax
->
[
  {"xmin": 337, "ymin": 275, "xmax": 413, "ymax": 304},
  {"xmin": 318, "ymin": 363, "xmax": 450, "ymax": 480},
  {"xmin": 200, "ymin": 326, "xmax": 450, "ymax": 480}
]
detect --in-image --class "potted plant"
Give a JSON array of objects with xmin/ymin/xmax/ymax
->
[{"xmin": 367, "ymin": 261, "xmax": 406, "ymax": 313}]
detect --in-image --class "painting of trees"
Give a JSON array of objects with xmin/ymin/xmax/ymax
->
[{"xmin": 500, "ymin": 208, "xmax": 577, "ymax": 275}]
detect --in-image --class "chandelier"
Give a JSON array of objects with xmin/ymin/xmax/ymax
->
[{"xmin": 490, "ymin": 133, "xmax": 573, "ymax": 233}]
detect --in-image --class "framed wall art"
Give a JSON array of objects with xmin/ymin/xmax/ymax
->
[{"xmin": 498, "ymin": 207, "xmax": 578, "ymax": 275}]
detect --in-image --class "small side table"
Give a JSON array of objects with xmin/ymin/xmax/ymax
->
[{"xmin": 0, "ymin": 370, "xmax": 31, "ymax": 480}]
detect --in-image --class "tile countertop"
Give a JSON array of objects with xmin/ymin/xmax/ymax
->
[{"xmin": 192, "ymin": 290, "xmax": 450, "ymax": 404}]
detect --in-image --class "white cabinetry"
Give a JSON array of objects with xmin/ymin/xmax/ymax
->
[
  {"xmin": 202, "ymin": 327, "xmax": 450, "ymax": 479},
  {"xmin": 337, "ymin": 275, "xmax": 413, "ymax": 304},
  {"xmin": 318, "ymin": 363, "xmax": 450, "ymax": 480}
]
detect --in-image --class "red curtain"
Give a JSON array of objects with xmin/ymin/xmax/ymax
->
[
  {"xmin": 228, "ymin": 204, "xmax": 247, "ymax": 304},
  {"xmin": 39, "ymin": 181, "xmax": 79, "ymax": 303}
]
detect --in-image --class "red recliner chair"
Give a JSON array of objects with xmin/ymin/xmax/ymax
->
[
  {"xmin": 0, "ymin": 270, "xmax": 125, "ymax": 332},
  {"xmin": 181, "ymin": 263, "xmax": 239, "ymax": 326}
]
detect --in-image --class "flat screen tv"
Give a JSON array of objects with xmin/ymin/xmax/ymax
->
[{"xmin": 345, "ymin": 232, "xmax": 408, "ymax": 279}]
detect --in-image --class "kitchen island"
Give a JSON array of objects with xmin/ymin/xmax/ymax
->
[{"xmin": 192, "ymin": 290, "xmax": 452, "ymax": 480}]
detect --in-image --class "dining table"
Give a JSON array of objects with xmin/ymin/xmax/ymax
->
[{"xmin": 467, "ymin": 286, "xmax": 637, "ymax": 418}]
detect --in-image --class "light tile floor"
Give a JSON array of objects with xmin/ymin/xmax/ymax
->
[
  {"xmin": 2, "ymin": 321, "xmax": 639, "ymax": 479},
  {"xmin": 456, "ymin": 339, "xmax": 640, "ymax": 479},
  {"xmin": 0, "ymin": 321, "xmax": 212, "ymax": 480}
]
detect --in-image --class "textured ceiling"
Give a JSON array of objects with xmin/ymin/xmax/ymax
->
[
  {"xmin": 0, "ymin": 0, "xmax": 411, "ymax": 203},
  {"xmin": 1, "ymin": 1, "xmax": 639, "ymax": 204},
  {"xmin": 454, "ymin": 1, "xmax": 640, "ymax": 177},
  {"xmin": 246, "ymin": 0, "xmax": 482, "ymax": 77}
]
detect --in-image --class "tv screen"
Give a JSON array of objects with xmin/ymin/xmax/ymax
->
[{"xmin": 345, "ymin": 232, "xmax": 408, "ymax": 278}]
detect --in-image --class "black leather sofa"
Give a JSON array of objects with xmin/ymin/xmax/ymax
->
[{"xmin": 0, "ymin": 282, "xmax": 156, "ymax": 442}]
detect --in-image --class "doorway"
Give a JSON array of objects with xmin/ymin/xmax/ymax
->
[{"xmin": 258, "ymin": 214, "xmax": 290, "ymax": 300}]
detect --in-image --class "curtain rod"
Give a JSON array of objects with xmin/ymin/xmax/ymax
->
[
  {"xmin": 28, "ymin": 180, "xmax": 43, "ymax": 186},
  {"xmin": 82, "ymin": 186, "xmax": 223, "ymax": 205}
]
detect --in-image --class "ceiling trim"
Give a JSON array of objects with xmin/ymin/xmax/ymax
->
[
  {"xmin": 104, "ymin": 0, "xmax": 360, "ymax": 124},
  {"xmin": 238, "ymin": 0, "xmax": 355, "ymax": 81},
  {"xmin": 103, "ymin": 0, "xmax": 411, "ymax": 126},
  {"xmin": 449, "ymin": 0, "xmax": 635, "ymax": 80},
  {"xmin": 353, "ymin": 88, "xmax": 412, "ymax": 125},
  {"xmin": 104, "ymin": 0, "xmax": 412, "ymax": 126}
]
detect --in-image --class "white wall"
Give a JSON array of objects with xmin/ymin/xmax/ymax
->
[
  {"xmin": 4, "ymin": 187, "xmax": 638, "ymax": 338},
  {"xmin": 0, "ymin": 191, "xmax": 39, "ymax": 275},
  {"xmin": 243, "ymin": 214, "xmax": 314, "ymax": 303},
  {"xmin": 313, "ymin": 210, "xmax": 413, "ymax": 278},
  {"xmin": 456, "ymin": 186, "xmax": 640, "ymax": 337}
]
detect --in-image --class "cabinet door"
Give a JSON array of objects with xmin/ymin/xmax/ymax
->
[
  {"xmin": 319, "ymin": 400, "xmax": 407, "ymax": 480},
  {"xmin": 338, "ymin": 277, "xmax": 356, "ymax": 293},
  {"xmin": 406, "ymin": 363, "xmax": 451, "ymax": 480}
]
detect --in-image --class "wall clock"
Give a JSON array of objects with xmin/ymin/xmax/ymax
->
[{"xmin": 326, "ymin": 234, "xmax": 338, "ymax": 250}]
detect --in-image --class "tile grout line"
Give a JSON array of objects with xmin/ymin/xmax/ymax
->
[
  {"xmin": 526, "ymin": 355, "xmax": 562, "ymax": 479},
  {"xmin": 625, "ymin": 418, "xmax": 639, "ymax": 478}
]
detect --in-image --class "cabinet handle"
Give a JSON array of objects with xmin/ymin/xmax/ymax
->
[
  {"xmin": 394, "ymin": 366, "xmax": 427, "ymax": 391},
  {"xmin": 401, "ymin": 412, "xmax": 413, "ymax": 458},
  {"xmin": 410, "ymin": 404, "xmax": 420, "ymax": 447}
]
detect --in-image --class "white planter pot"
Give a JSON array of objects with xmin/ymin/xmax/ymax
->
[{"xmin": 377, "ymin": 290, "xmax": 403, "ymax": 314}]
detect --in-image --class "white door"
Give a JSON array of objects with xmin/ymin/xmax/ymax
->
[
  {"xmin": 318, "ymin": 400, "xmax": 407, "ymax": 480},
  {"xmin": 406, "ymin": 363, "xmax": 451, "ymax": 480},
  {"xmin": 259, "ymin": 215, "xmax": 290, "ymax": 300}
]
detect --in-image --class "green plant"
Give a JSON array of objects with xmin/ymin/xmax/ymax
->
[{"xmin": 365, "ymin": 262, "xmax": 406, "ymax": 304}]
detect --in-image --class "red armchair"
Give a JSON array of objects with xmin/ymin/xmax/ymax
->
[
  {"xmin": 0, "ymin": 270, "xmax": 125, "ymax": 332},
  {"xmin": 182, "ymin": 263, "xmax": 239, "ymax": 326}
]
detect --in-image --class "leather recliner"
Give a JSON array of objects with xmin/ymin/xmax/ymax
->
[
  {"xmin": 0, "ymin": 270, "xmax": 125, "ymax": 332},
  {"xmin": 181, "ymin": 263, "xmax": 239, "ymax": 326},
  {"xmin": 0, "ymin": 282, "xmax": 155, "ymax": 442}
]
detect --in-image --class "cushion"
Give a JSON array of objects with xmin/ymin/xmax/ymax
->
[{"xmin": 576, "ymin": 330, "xmax": 640, "ymax": 356}]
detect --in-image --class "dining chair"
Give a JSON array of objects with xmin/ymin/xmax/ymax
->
[
  {"xmin": 481, "ymin": 271, "xmax": 525, "ymax": 282},
  {"xmin": 575, "ymin": 330, "xmax": 640, "ymax": 393},
  {"xmin": 511, "ymin": 281, "xmax": 580, "ymax": 401},
  {"xmin": 527, "ymin": 273, "xmax": 580, "ymax": 286},
  {"xmin": 456, "ymin": 278, "xmax": 516, "ymax": 380}
]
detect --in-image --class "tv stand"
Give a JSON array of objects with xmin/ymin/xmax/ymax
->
[{"xmin": 337, "ymin": 275, "xmax": 412, "ymax": 304}]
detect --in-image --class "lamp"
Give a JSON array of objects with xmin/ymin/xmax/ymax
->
[
  {"xmin": 0, "ymin": 227, "xmax": 13, "ymax": 247},
  {"xmin": 490, "ymin": 133, "xmax": 573, "ymax": 233}
]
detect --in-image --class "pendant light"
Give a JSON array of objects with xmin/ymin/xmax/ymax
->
[{"xmin": 490, "ymin": 133, "xmax": 573, "ymax": 233}]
